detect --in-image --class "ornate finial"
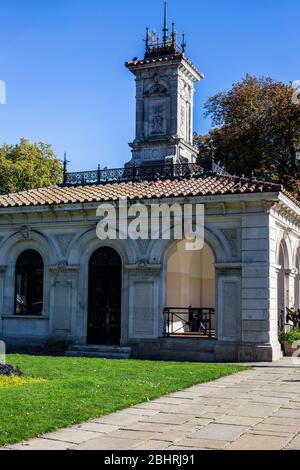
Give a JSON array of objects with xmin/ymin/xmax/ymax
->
[
  {"xmin": 181, "ymin": 32, "xmax": 186, "ymax": 53},
  {"xmin": 145, "ymin": 26, "xmax": 150, "ymax": 53},
  {"xmin": 63, "ymin": 152, "xmax": 68, "ymax": 184},
  {"xmin": 163, "ymin": 1, "xmax": 168, "ymax": 47},
  {"xmin": 143, "ymin": 2, "xmax": 185, "ymax": 58},
  {"xmin": 171, "ymin": 20, "xmax": 176, "ymax": 46}
]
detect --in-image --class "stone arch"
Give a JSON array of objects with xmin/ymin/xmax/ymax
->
[
  {"xmin": 276, "ymin": 233, "xmax": 293, "ymax": 332},
  {"xmin": 0, "ymin": 230, "xmax": 55, "ymax": 316},
  {"xmin": 275, "ymin": 231, "xmax": 293, "ymax": 270},
  {"xmin": 294, "ymin": 247, "xmax": 300, "ymax": 310},
  {"xmin": 149, "ymin": 225, "xmax": 231, "ymax": 267},
  {"xmin": 144, "ymin": 77, "xmax": 170, "ymax": 97},
  {"xmin": 68, "ymin": 228, "xmax": 136, "ymax": 267},
  {"xmin": 154, "ymin": 226, "xmax": 229, "ymax": 340},
  {"xmin": 68, "ymin": 229, "xmax": 137, "ymax": 344},
  {"xmin": 0, "ymin": 229, "xmax": 56, "ymax": 267}
]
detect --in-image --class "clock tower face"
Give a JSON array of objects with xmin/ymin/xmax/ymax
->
[{"xmin": 125, "ymin": 6, "xmax": 204, "ymax": 166}]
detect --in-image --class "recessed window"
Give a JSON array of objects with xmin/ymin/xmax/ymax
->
[{"xmin": 15, "ymin": 250, "xmax": 44, "ymax": 316}]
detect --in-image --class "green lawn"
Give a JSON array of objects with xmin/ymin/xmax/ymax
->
[{"xmin": 0, "ymin": 355, "xmax": 247, "ymax": 446}]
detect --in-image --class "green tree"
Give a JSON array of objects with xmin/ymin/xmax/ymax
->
[
  {"xmin": 0, "ymin": 138, "xmax": 63, "ymax": 194},
  {"xmin": 196, "ymin": 75, "xmax": 300, "ymax": 197}
]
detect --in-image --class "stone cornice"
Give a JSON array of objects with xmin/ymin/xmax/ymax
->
[
  {"xmin": 48, "ymin": 264, "xmax": 80, "ymax": 273},
  {"xmin": 125, "ymin": 263, "xmax": 162, "ymax": 272},
  {"xmin": 271, "ymin": 201, "xmax": 300, "ymax": 232},
  {"xmin": 215, "ymin": 263, "xmax": 242, "ymax": 270}
]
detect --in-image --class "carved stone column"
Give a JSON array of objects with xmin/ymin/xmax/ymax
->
[{"xmin": 285, "ymin": 269, "xmax": 297, "ymax": 308}]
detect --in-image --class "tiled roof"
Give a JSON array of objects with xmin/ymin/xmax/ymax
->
[{"xmin": 0, "ymin": 176, "xmax": 283, "ymax": 209}]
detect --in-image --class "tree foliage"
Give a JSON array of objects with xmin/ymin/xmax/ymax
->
[
  {"xmin": 0, "ymin": 138, "xmax": 63, "ymax": 194},
  {"xmin": 195, "ymin": 75, "xmax": 300, "ymax": 197}
]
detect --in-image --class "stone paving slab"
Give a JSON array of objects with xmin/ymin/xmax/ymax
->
[
  {"xmin": 213, "ymin": 415, "xmax": 263, "ymax": 426},
  {"xmin": 42, "ymin": 429, "xmax": 101, "ymax": 444},
  {"xmin": 3, "ymin": 359, "xmax": 300, "ymax": 451},
  {"xmin": 225, "ymin": 434, "xmax": 291, "ymax": 450},
  {"xmin": 190, "ymin": 424, "xmax": 248, "ymax": 441},
  {"xmin": 176, "ymin": 437, "xmax": 228, "ymax": 449},
  {"xmin": 285, "ymin": 435, "xmax": 300, "ymax": 450},
  {"xmin": 75, "ymin": 422, "xmax": 119, "ymax": 433},
  {"xmin": 8, "ymin": 438, "xmax": 74, "ymax": 451},
  {"xmin": 75, "ymin": 437, "xmax": 143, "ymax": 450}
]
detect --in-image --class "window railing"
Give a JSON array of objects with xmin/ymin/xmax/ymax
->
[{"xmin": 163, "ymin": 307, "xmax": 216, "ymax": 339}]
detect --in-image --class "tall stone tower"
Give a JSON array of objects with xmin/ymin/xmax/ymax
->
[{"xmin": 125, "ymin": 2, "xmax": 204, "ymax": 167}]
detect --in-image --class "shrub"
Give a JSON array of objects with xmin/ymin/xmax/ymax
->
[
  {"xmin": 279, "ymin": 328, "xmax": 300, "ymax": 345},
  {"xmin": 0, "ymin": 363, "xmax": 23, "ymax": 377}
]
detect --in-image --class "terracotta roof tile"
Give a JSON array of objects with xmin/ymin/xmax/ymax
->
[{"xmin": 0, "ymin": 176, "xmax": 284, "ymax": 210}]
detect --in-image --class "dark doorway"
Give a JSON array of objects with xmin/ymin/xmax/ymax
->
[{"xmin": 88, "ymin": 247, "xmax": 122, "ymax": 345}]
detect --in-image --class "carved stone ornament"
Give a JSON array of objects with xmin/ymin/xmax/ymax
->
[
  {"xmin": 137, "ymin": 259, "xmax": 149, "ymax": 267},
  {"xmin": 151, "ymin": 105, "xmax": 164, "ymax": 134},
  {"xmin": 55, "ymin": 235, "xmax": 74, "ymax": 257},
  {"xmin": 20, "ymin": 225, "xmax": 31, "ymax": 240},
  {"xmin": 221, "ymin": 228, "xmax": 239, "ymax": 258},
  {"xmin": 135, "ymin": 238, "xmax": 150, "ymax": 256}
]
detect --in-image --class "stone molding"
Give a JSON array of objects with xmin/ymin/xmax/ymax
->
[
  {"xmin": 215, "ymin": 263, "xmax": 242, "ymax": 270},
  {"xmin": 48, "ymin": 264, "xmax": 80, "ymax": 273},
  {"xmin": 125, "ymin": 263, "xmax": 162, "ymax": 272}
]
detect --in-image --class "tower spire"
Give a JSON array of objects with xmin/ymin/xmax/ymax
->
[{"xmin": 163, "ymin": 1, "xmax": 168, "ymax": 47}]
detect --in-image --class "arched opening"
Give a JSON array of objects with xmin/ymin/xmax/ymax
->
[
  {"xmin": 277, "ymin": 242, "xmax": 289, "ymax": 332},
  {"xmin": 165, "ymin": 240, "xmax": 216, "ymax": 338},
  {"xmin": 88, "ymin": 247, "xmax": 122, "ymax": 345},
  {"xmin": 15, "ymin": 250, "xmax": 44, "ymax": 315},
  {"xmin": 294, "ymin": 250, "xmax": 300, "ymax": 311}
]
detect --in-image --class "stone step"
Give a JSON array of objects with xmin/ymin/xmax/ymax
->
[
  {"xmin": 65, "ymin": 351, "xmax": 131, "ymax": 359},
  {"xmin": 65, "ymin": 344, "xmax": 131, "ymax": 359},
  {"xmin": 69, "ymin": 344, "xmax": 131, "ymax": 354}
]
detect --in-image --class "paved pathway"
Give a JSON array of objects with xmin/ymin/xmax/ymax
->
[{"xmin": 4, "ymin": 359, "xmax": 300, "ymax": 450}]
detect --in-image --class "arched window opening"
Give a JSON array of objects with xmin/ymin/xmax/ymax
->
[
  {"xmin": 165, "ymin": 240, "xmax": 216, "ymax": 338},
  {"xmin": 277, "ymin": 243, "xmax": 289, "ymax": 332},
  {"xmin": 294, "ymin": 252, "xmax": 300, "ymax": 311},
  {"xmin": 15, "ymin": 250, "xmax": 44, "ymax": 315}
]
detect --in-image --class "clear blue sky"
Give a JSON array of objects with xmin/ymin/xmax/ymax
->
[{"xmin": 0, "ymin": 0, "xmax": 299, "ymax": 170}]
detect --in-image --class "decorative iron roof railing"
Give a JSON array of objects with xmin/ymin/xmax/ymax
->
[
  {"xmin": 62, "ymin": 161, "xmax": 231, "ymax": 187},
  {"xmin": 63, "ymin": 163, "xmax": 206, "ymax": 187}
]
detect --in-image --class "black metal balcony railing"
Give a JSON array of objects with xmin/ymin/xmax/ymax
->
[
  {"xmin": 163, "ymin": 307, "xmax": 216, "ymax": 339},
  {"xmin": 62, "ymin": 161, "xmax": 230, "ymax": 187},
  {"xmin": 63, "ymin": 163, "xmax": 205, "ymax": 187}
]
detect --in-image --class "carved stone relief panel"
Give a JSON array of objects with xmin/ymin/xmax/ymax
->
[
  {"xmin": 221, "ymin": 228, "xmax": 240, "ymax": 259},
  {"xmin": 55, "ymin": 234, "xmax": 75, "ymax": 262}
]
